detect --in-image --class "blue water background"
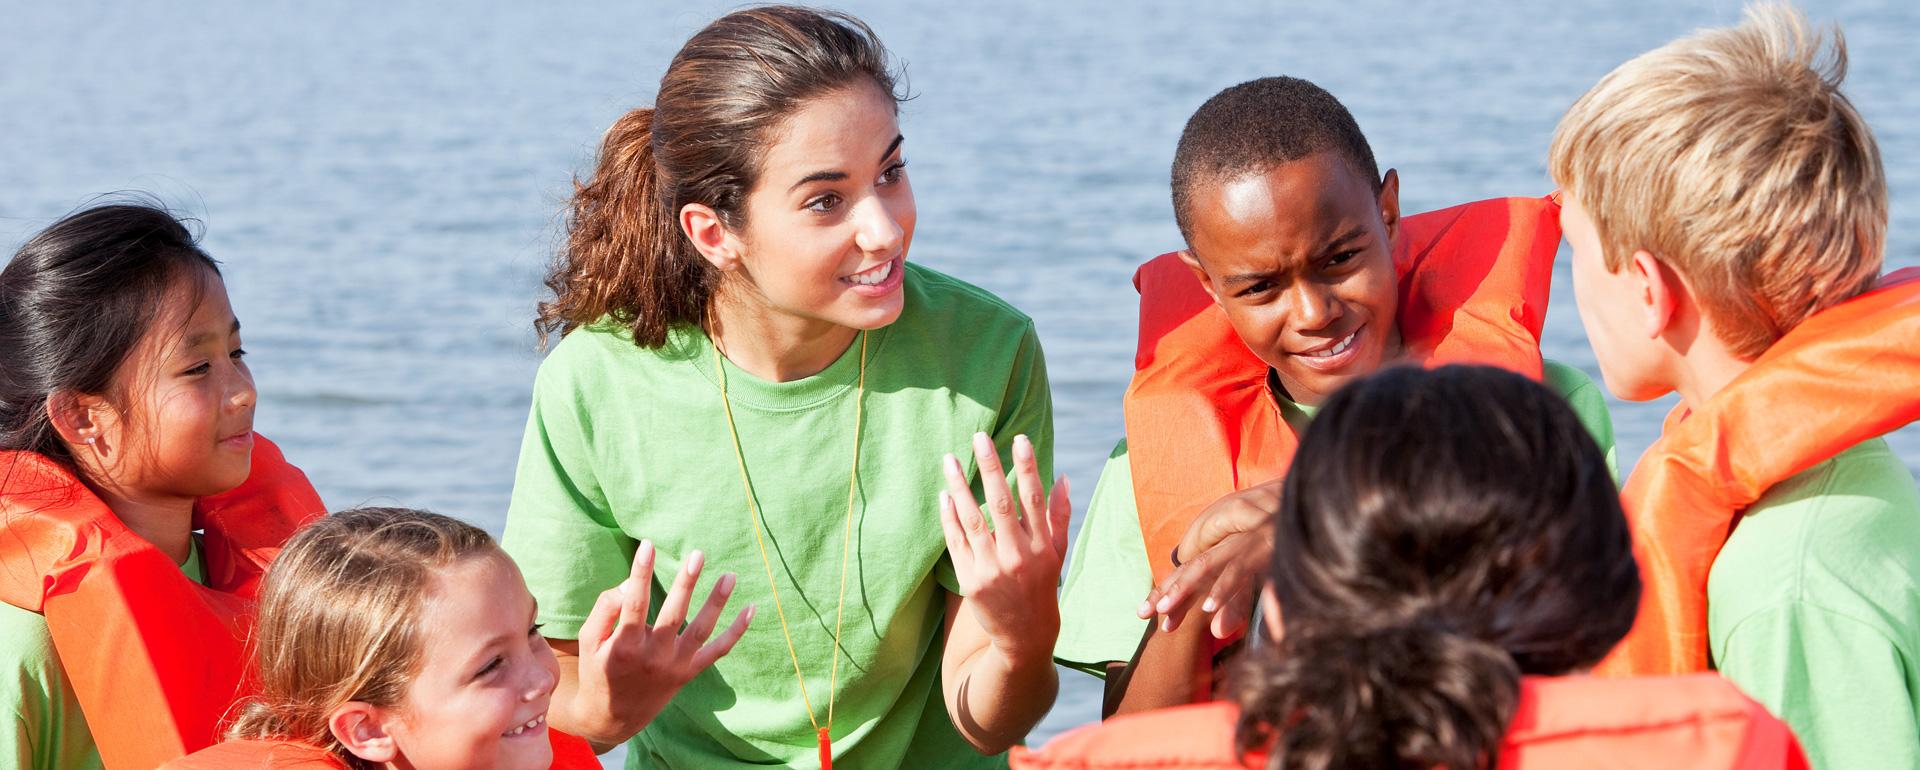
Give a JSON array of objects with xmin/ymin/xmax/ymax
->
[{"xmin": 4, "ymin": 1, "xmax": 1917, "ymax": 759}]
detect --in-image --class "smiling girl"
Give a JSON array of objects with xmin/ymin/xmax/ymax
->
[
  {"xmin": 164, "ymin": 507, "xmax": 745, "ymax": 770},
  {"xmin": 504, "ymin": 6, "xmax": 1063, "ymax": 768},
  {"xmin": 0, "ymin": 201, "xmax": 326, "ymax": 769}
]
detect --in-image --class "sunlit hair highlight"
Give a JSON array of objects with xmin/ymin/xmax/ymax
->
[{"xmin": 1550, "ymin": 2, "xmax": 1884, "ymax": 359}]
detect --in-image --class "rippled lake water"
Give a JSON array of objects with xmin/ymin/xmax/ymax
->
[{"xmin": 5, "ymin": 1, "xmax": 1917, "ymax": 760}]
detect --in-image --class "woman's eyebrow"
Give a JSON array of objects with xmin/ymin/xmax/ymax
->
[{"xmin": 785, "ymin": 134, "xmax": 905, "ymax": 193}]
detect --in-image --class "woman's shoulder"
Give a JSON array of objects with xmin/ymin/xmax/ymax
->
[
  {"xmin": 901, "ymin": 263, "xmax": 1035, "ymax": 336},
  {"xmin": 536, "ymin": 321, "xmax": 704, "ymax": 392}
]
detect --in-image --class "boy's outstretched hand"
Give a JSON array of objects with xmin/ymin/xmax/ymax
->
[
  {"xmin": 562, "ymin": 541, "xmax": 753, "ymax": 752},
  {"xmin": 938, "ymin": 432, "xmax": 1071, "ymax": 649},
  {"xmin": 1140, "ymin": 478, "xmax": 1282, "ymax": 640}
]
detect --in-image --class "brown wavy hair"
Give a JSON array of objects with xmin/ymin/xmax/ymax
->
[
  {"xmin": 226, "ymin": 507, "xmax": 499, "ymax": 770},
  {"xmin": 1235, "ymin": 366, "xmax": 1640, "ymax": 769},
  {"xmin": 537, "ymin": 5, "xmax": 903, "ymax": 349}
]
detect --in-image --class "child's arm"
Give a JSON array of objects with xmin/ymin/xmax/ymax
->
[
  {"xmin": 1107, "ymin": 619, "xmax": 1212, "ymax": 716},
  {"xmin": 548, "ymin": 542, "xmax": 752, "ymax": 753},
  {"xmin": 936, "ymin": 433, "xmax": 1068, "ymax": 754}
]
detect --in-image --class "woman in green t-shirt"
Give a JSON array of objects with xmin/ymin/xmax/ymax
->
[{"xmin": 503, "ymin": 7, "xmax": 1065, "ymax": 768}]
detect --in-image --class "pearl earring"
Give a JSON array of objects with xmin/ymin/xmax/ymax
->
[{"xmin": 84, "ymin": 436, "xmax": 97, "ymax": 446}]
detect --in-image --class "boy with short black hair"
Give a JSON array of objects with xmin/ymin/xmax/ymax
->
[{"xmin": 1056, "ymin": 75, "xmax": 1617, "ymax": 711}]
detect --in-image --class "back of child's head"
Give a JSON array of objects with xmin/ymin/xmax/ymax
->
[
  {"xmin": 1550, "ymin": 2, "xmax": 1882, "ymax": 359},
  {"xmin": 0, "ymin": 199, "xmax": 220, "ymax": 471},
  {"xmin": 228, "ymin": 507, "xmax": 498, "ymax": 769},
  {"xmin": 1234, "ymin": 365, "xmax": 1639, "ymax": 770},
  {"xmin": 1170, "ymin": 76, "xmax": 1381, "ymax": 247}
]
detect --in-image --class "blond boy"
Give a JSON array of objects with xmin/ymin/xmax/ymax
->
[{"xmin": 1552, "ymin": 6, "xmax": 1919, "ymax": 768}]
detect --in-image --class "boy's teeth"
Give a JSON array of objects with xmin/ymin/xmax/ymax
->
[
  {"xmin": 1305, "ymin": 331, "xmax": 1357, "ymax": 358},
  {"xmin": 848, "ymin": 260, "xmax": 892, "ymax": 286}
]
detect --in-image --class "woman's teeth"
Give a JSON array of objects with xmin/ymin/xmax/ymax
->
[
  {"xmin": 502, "ymin": 714, "xmax": 545, "ymax": 737},
  {"xmin": 847, "ymin": 260, "xmax": 893, "ymax": 286},
  {"xmin": 1302, "ymin": 330, "xmax": 1358, "ymax": 359}
]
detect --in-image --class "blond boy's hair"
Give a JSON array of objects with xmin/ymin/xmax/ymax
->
[{"xmin": 1550, "ymin": 3, "xmax": 1885, "ymax": 359}]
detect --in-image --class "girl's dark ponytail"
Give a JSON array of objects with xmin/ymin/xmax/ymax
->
[
  {"xmin": 1238, "ymin": 624, "xmax": 1520, "ymax": 770},
  {"xmin": 1234, "ymin": 365, "xmax": 1640, "ymax": 770}
]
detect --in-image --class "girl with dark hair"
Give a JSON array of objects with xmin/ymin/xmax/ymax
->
[
  {"xmin": 503, "ymin": 6, "xmax": 1063, "ymax": 768},
  {"xmin": 1015, "ymin": 366, "xmax": 1809, "ymax": 770},
  {"xmin": 0, "ymin": 201, "xmax": 327, "ymax": 770}
]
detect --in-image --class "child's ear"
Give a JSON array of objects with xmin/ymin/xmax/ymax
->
[
  {"xmin": 1377, "ymin": 168, "xmax": 1402, "ymax": 244},
  {"xmin": 44, "ymin": 390, "xmax": 111, "ymax": 453},
  {"xmin": 1627, "ymin": 249, "xmax": 1682, "ymax": 340},
  {"xmin": 1177, "ymin": 250, "xmax": 1224, "ymax": 307},
  {"xmin": 1258, "ymin": 582, "xmax": 1285, "ymax": 643},
  {"xmin": 680, "ymin": 202, "xmax": 744, "ymax": 272},
  {"xmin": 328, "ymin": 702, "xmax": 400, "ymax": 764}
]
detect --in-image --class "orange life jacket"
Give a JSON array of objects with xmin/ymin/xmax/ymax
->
[
  {"xmin": 0, "ymin": 435, "xmax": 325, "ymax": 770},
  {"xmin": 1010, "ymin": 674, "xmax": 1809, "ymax": 770},
  {"xmin": 160, "ymin": 729, "xmax": 603, "ymax": 770},
  {"xmin": 1597, "ymin": 267, "xmax": 1920, "ymax": 675},
  {"xmin": 1125, "ymin": 195, "xmax": 1560, "ymax": 589}
]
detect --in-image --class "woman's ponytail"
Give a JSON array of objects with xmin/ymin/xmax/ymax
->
[
  {"xmin": 1236, "ymin": 624, "xmax": 1520, "ymax": 770},
  {"xmin": 539, "ymin": 107, "xmax": 714, "ymax": 348}
]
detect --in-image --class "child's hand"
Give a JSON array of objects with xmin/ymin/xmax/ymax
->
[
  {"xmin": 567, "ymin": 541, "xmax": 753, "ymax": 747},
  {"xmin": 937, "ymin": 432, "xmax": 1070, "ymax": 658},
  {"xmin": 1140, "ymin": 479, "xmax": 1282, "ymax": 639}
]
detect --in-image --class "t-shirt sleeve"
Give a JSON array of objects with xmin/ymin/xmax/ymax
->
[
  {"xmin": 1542, "ymin": 360, "xmax": 1619, "ymax": 480},
  {"xmin": 0, "ymin": 608, "xmax": 98, "ymax": 770},
  {"xmin": 944, "ymin": 321, "xmax": 1055, "ymax": 596},
  {"xmin": 501, "ymin": 352, "xmax": 638, "ymax": 640},
  {"xmin": 0, "ymin": 659, "xmax": 35, "ymax": 770},
  {"xmin": 1055, "ymin": 439, "xmax": 1153, "ymax": 677},
  {"xmin": 1714, "ymin": 602, "xmax": 1920, "ymax": 770}
]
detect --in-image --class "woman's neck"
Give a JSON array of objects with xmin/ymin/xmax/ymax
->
[
  {"xmin": 708, "ymin": 287, "xmax": 859, "ymax": 383},
  {"xmin": 85, "ymin": 479, "xmax": 195, "ymax": 566}
]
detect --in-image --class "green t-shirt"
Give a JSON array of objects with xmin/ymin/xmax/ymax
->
[
  {"xmin": 503, "ymin": 264, "xmax": 1050, "ymax": 770},
  {"xmin": 1708, "ymin": 438, "xmax": 1920, "ymax": 770},
  {"xmin": 1055, "ymin": 360, "xmax": 1617, "ymax": 673},
  {"xmin": 0, "ymin": 540, "xmax": 204, "ymax": 770}
]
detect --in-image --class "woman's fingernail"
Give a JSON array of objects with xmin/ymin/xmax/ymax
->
[
  {"xmin": 687, "ymin": 550, "xmax": 704, "ymax": 572},
  {"xmin": 718, "ymin": 573, "xmax": 736, "ymax": 592},
  {"xmin": 1137, "ymin": 601, "xmax": 1153, "ymax": 619},
  {"xmin": 1156, "ymin": 597, "xmax": 1173, "ymax": 614},
  {"xmin": 1202, "ymin": 598, "xmax": 1217, "ymax": 613},
  {"xmin": 1160, "ymin": 617, "xmax": 1172, "ymax": 632}
]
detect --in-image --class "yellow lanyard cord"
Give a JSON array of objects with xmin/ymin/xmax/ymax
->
[{"xmin": 713, "ymin": 330, "xmax": 865, "ymax": 737}]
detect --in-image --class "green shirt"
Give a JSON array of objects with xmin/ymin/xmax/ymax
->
[
  {"xmin": 1056, "ymin": 360, "xmax": 1617, "ymax": 673},
  {"xmin": 503, "ymin": 264, "xmax": 1050, "ymax": 770},
  {"xmin": 1708, "ymin": 438, "xmax": 1920, "ymax": 770},
  {"xmin": 0, "ymin": 541, "xmax": 204, "ymax": 770}
]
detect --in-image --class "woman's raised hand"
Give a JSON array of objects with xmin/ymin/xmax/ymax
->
[
  {"xmin": 937, "ymin": 432, "xmax": 1070, "ymax": 651},
  {"xmin": 566, "ymin": 541, "xmax": 753, "ymax": 747}
]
